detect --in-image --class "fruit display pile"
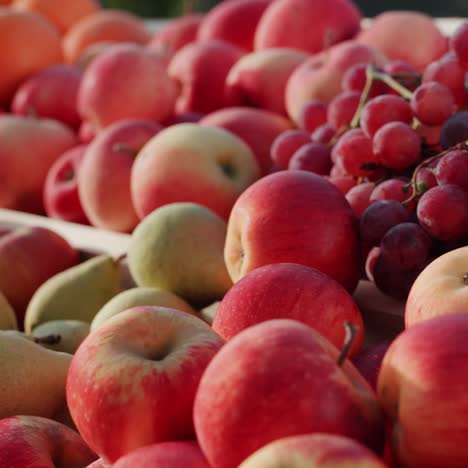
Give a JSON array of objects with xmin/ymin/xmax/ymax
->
[{"xmin": 1, "ymin": 0, "xmax": 468, "ymax": 466}]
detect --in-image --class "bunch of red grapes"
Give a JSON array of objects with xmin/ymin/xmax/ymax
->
[{"xmin": 271, "ymin": 22, "xmax": 468, "ymax": 300}]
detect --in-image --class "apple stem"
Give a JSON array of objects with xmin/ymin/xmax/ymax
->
[
  {"xmin": 114, "ymin": 253, "xmax": 127, "ymax": 265},
  {"xmin": 337, "ymin": 322, "xmax": 359, "ymax": 366},
  {"xmin": 112, "ymin": 143, "xmax": 139, "ymax": 158},
  {"xmin": 34, "ymin": 334, "xmax": 61, "ymax": 346},
  {"xmin": 464, "ymin": 273, "xmax": 468, "ymax": 285}
]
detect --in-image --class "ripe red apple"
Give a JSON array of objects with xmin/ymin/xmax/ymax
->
[
  {"xmin": 197, "ymin": 0, "xmax": 272, "ymax": 52},
  {"xmin": 131, "ymin": 123, "xmax": 260, "ymax": 221},
  {"xmin": 11, "ymin": 64, "xmax": 82, "ymax": 130},
  {"xmin": 168, "ymin": 40, "xmax": 244, "ymax": 115},
  {"xmin": 224, "ymin": 170, "xmax": 361, "ymax": 293},
  {"xmin": 112, "ymin": 441, "xmax": 210, "ymax": 468},
  {"xmin": 78, "ymin": 43, "xmax": 178, "ymax": 130},
  {"xmin": 67, "ymin": 306, "xmax": 224, "ymax": 463},
  {"xmin": 254, "ymin": 0, "xmax": 362, "ymax": 54},
  {"xmin": 239, "ymin": 433, "xmax": 388, "ymax": 467},
  {"xmin": 199, "ymin": 106, "xmax": 293, "ymax": 175},
  {"xmin": 405, "ymin": 246, "xmax": 468, "ymax": 327},
  {"xmin": 43, "ymin": 144, "xmax": 90, "ymax": 224},
  {"xmin": 194, "ymin": 319, "xmax": 385, "ymax": 468},
  {"xmin": 0, "ymin": 226, "xmax": 79, "ymax": 324},
  {"xmin": 78, "ymin": 119, "xmax": 162, "ymax": 232},
  {"xmin": 0, "ymin": 415, "xmax": 97, "ymax": 467},
  {"xmin": 377, "ymin": 313, "xmax": 468, "ymax": 467},
  {"xmin": 213, "ymin": 262, "xmax": 364, "ymax": 356},
  {"xmin": 0, "ymin": 114, "xmax": 77, "ymax": 214}
]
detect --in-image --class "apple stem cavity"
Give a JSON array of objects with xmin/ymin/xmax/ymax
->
[
  {"xmin": 112, "ymin": 143, "xmax": 139, "ymax": 158},
  {"xmin": 464, "ymin": 273, "xmax": 468, "ymax": 285},
  {"xmin": 337, "ymin": 321, "xmax": 359, "ymax": 366},
  {"xmin": 34, "ymin": 334, "xmax": 61, "ymax": 346}
]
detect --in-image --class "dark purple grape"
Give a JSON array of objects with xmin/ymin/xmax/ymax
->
[{"xmin": 440, "ymin": 111, "xmax": 468, "ymax": 149}]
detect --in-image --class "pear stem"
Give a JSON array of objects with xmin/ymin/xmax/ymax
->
[
  {"xmin": 337, "ymin": 322, "xmax": 359, "ymax": 367},
  {"xmin": 34, "ymin": 334, "xmax": 61, "ymax": 346}
]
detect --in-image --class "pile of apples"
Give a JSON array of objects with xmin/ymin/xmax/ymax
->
[{"xmin": 1, "ymin": 0, "xmax": 468, "ymax": 466}]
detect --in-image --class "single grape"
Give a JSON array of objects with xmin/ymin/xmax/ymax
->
[
  {"xmin": 373, "ymin": 122, "xmax": 422, "ymax": 169},
  {"xmin": 327, "ymin": 91, "xmax": 361, "ymax": 131},
  {"xmin": 360, "ymin": 95, "xmax": 413, "ymax": 138},
  {"xmin": 439, "ymin": 111, "xmax": 468, "ymax": 149},
  {"xmin": 311, "ymin": 123, "xmax": 335, "ymax": 144},
  {"xmin": 288, "ymin": 142, "xmax": 332, "ymax": 175},
  {"xmin": 341, "ymin": 63, "xmax": 389, "ymax": 96},
  {"xmin": 417, "ymin": 184, "xmax": 468, "ymax": 240},
  {"xmin": 298, "ymin": 100, "xmax": 327, "ymax": 133},
  {"xmin": 370, "ymin": 178, "xmax": 413, "ymax": 206},
  {"xmin": 410, "ymin": 81, "xmax": 456, "ymax": 126},
  {"xmin": 332, "ymin": 128, "xmax": 380, "ymax": 177},
  {"xmin": 327, "ymin": 175, "xmax": 357, "ymax": 195},
  {"xmin": 380, "ymin": 222, "xmax": 432, "ymax": 271},
  {"xmin": 450, "ymin": 21, "xmax": 468, "ymax": 67},
  {"xmin": 415, "ymin": 166, "xmax": 438, "ymax": 192},
  {"xmin": 436, "ymin": 149, "xmax": 468, "ymax": 191},
  {"xmin": 360, "ymin": 199, "xmax": 410, "ymax": 249},
  {"xmin": 270, "ymin": 129, "xmax": 311, "ymax": 169},
  {"xmin": 345, "ymin": 182, "xmax": 375, "ymax": 218},
  {"xmin": 383, "ymin": 60, "xmax": 419, "ymax": 91}
]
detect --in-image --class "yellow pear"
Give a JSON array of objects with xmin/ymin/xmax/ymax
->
[
  {"xmin": 31, "ymin": 320, "xmax": 90, "ymax": 354},
  {"xmin": 24, "ymin": 255, "xmax": 121, "ymax": 333},
  {"xmin": 0, "ymin": 331, "xmax": 71, "ymax": 419},
  {"xmin": 91, "ymin": 286, "xmax": 196, "ymax": 331},
  {"xmin": 0, "ymin": 292, "xmax": 18, "ymax": 330},
  {"xmin": 127, "ymin": 202, "xmax": 233, "ymax": 306}
]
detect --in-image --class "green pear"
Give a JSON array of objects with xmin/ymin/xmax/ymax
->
[
  {"xmin": 24, "ymin": 255, "xmax": 121, "ymax": 333},
  {"xmin": 91, "ymin": 287, "xmax": 196, "ymax": 331},
  {"xmin": 127, "ymin": 202, "xmax": 233, "ymax": 306},
  {"xmin": 31, "ymin": 320, "xmax": 90, "ymax": 354},
  {"xmin": 0, "ymin": 330, "xmax": 71, "ymax": 419},
  {"xmin": 0, "ymin": 292, "xmax": 18, "ymax": 330}
]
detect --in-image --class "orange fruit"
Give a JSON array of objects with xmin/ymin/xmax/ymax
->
[
  {"xmin": 0, "ymin": 8, "xmax": 63, "ymax": 104},
  {"xmin": 12, "ymin": 0, "xmax": 100, "ymax": 34},
  {"xmin": 62, "ymin": 9, "xmax": 150, "ymax": 64}
]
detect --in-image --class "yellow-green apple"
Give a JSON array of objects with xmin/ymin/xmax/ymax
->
[
  {"xmin": 194, "ymin": 319, "xmax": 385, "ymax": 468},
  {"xmin": 225, "ymin": 48, "xmax": 309, "ymax": 116},
  {"xmin": 43, "ymin": 144, "xmax": 90, "ymax": 224},
  {"xmin": 199, "ymin": 106, "xmax": 293, "ymax": 175},
  {"xmin": 285, "ymin": 41, "xmax": 385, "ymax": 124},
  {"xmin": 254, "ymin": 0, "xmax": 362, "ymax": 54},
  {"xmin": 112, "ymin": 441, "xmax": 210, "ymax": 468},
  {"xmin": 197, "ymin": 0, "xmax": 272, "ymax": 52},
  {"xmin": 0, "ymin": 114, "xmax": 77, "ymax": 213},
  {"xmin": 224, "ymin": 170, "xmax": 361, "ymax": 293},
  {"xmin": 66, "ymin": 306, "xmax": 224, "ymax": 463},
  {"xmin": 405, "ymin": 246, "xmax": 468, "ymax": 327},
  {"xmin": 377, "ymin": 313, "xmax": 468, "ymax": 467},
  {"xmin": 167, "ymin": 40, "xmax": 244, "ymax": 115},
  {"xmin": 11, "ymin": 64, "xmax": 82, "ymax": 130},
  {"xmin": 239, "ymin": 433, "xmax": 388, "ymax": 467},
  {"xmin": 357, "ymin": 11, "xmax": 448, "ymax": 72},
  {"xmin": 212, "ymin": 262, "xmax": 364, "ymax": 356},
  {"xmin": 131, "ymin": 123, "xmax": 260, "ymax": 221},
  {"xmin": 0, "ymin": 226, "xmax": 78, "ymax": 324},
  {"xmin": 148, "ymin": 13, "xmax": 204, "ymax": 54},
  {"xmin": 78, "ymin": 43, "xmax": 178, "ymax": 130},
  {"xmin": 127, "ymin": 202, "xmax": 232, "ymax": 307},
  {"xmin": 78, "ymin": 119, "xmax": 162, "ymax": 232},
  {"xmin": 0, "ymin": 416, "xmax": 97, "ymax": 467}
]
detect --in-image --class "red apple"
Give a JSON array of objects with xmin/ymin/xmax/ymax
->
[
  {"xmin": 78, "ymin": 43, "xmax": 178, "ymax": 130},
  {"xmin": 240, "ymin": 433, "xmax": 388, "ymax": 467},
  {"xmin": 131, "ymin": 123, "xmax": 260, "ymax": 221},
  {"xmin": 86, "ymin": 459, "xmax": 110, "ymax": 468},
  {"xmin": 194, "ymin": 319, "xmax": 385, "ymax": 468},
  {"xmin": 11, "ymin": 64, "xmax": 82, "ymax": 130},
  {"xmin": 0, "ymin": 114, "xmax": 77, "ymax": 214},
  {"xmin": 113, "ymin": 441, "xmax": 210, "ymax": 468},
  {"xmin": 0, "ymin": 416, "xmax": 96, "ymax": 467},
  {"xmin": 67, "ymin": 306, "xmax": 224, "ymax": 463},
  {"xmin": 168, "ymin": 40, "xmax": 244, "ymax": 115},
  {"xmin": 0, "ymin": 226, "xmax": 79, "ymax": 324},
  {"xmin": 377, "ymin": 313, "xmax": 468, "ymax": 467},
  {"xmin": 254, "ymin": 0, "xmax": 362, "ymax": 54},
  {"xmin": 224, "ymin": 170, "xmax": 361, "ymax": 293},
  {"xmin": 43, "ymin": 144, "xmax": 90, "ymax": 224},
  {"xmin": 199, "ymin": 106, "xmax": 293, "ymax": 175},
  {"xmin": 197, "ymin": 0, "xmax": 272, "ymax": 52},
  {"xmin": 213, "ymin": 262, "xmax": 364, "ymax": 356},
  {"xmin": 78, "ymin": 119, "xmax": 162, "ymax": 232}
]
